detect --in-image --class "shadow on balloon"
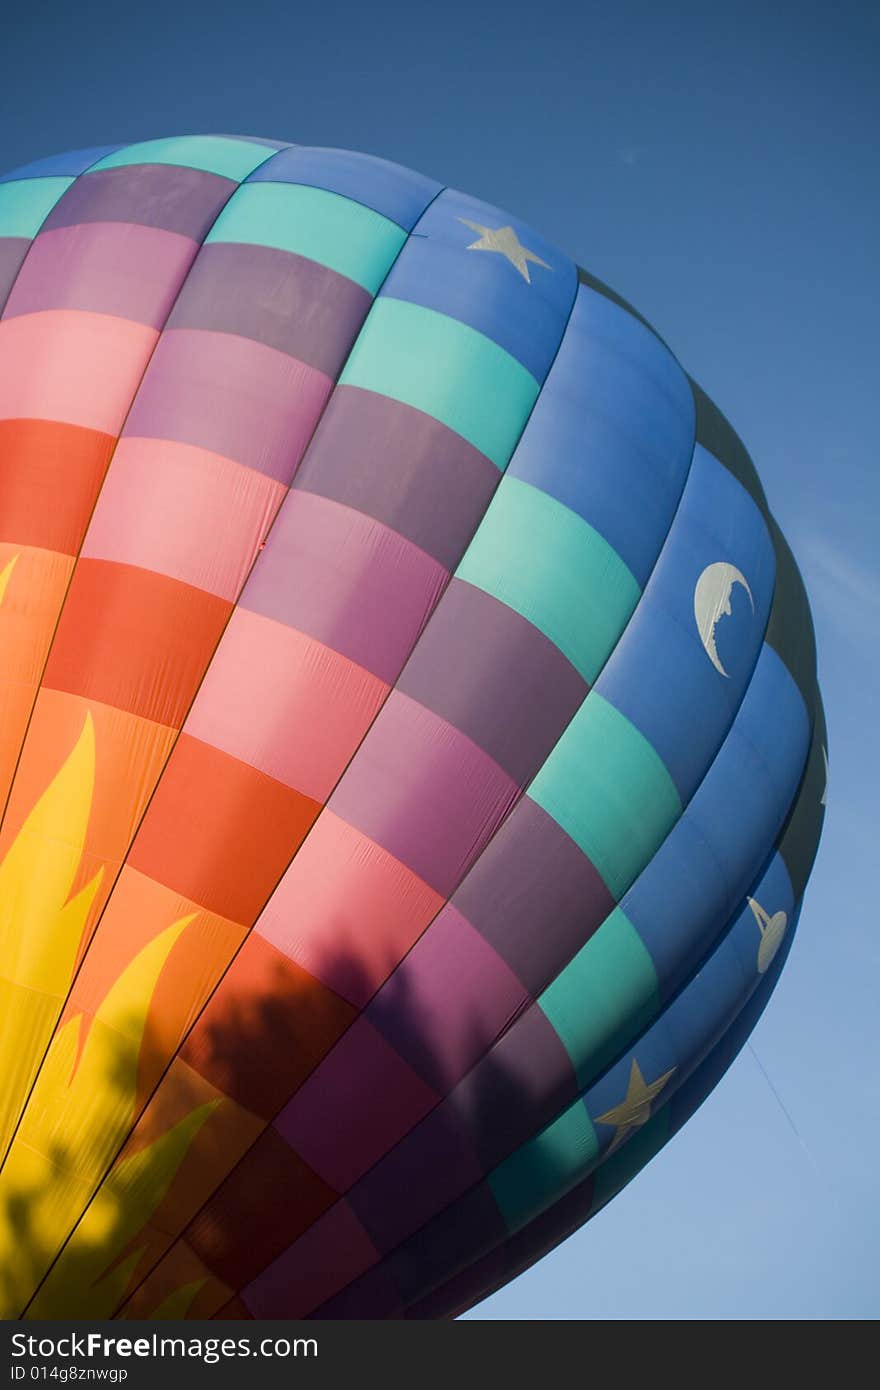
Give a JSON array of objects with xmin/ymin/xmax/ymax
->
[{"xmin": 0, "ymin": 925, "xmax": 557, "ymax": 1322}]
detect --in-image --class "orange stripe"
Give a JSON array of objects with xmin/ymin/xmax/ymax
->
[
  {"xmin": 121, "ymin": 1243, "xmax": 231, "ymax": 1320},
  {"xmin": 0, "ymin": 419, "xmax": 115, "ymax": 554},
  {"xmin": 0, "ymin": 547, "xmax": 74, "ymax": 807},
  {"xmin": 65, "ymin": 868, "xmax": 244, "ymax": 1107},
  {"xmin": 43, "ymin": 560, "xmax": 231, "ymax": 726},
  {"xmin": 128, "ymin": 735, "xmax": 321, "ymax": 921},
  {"xmin": 0, "ymin": 691, "xmax": 176, "ymax": 910}
]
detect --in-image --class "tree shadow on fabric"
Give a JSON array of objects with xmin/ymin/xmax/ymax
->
[{"xmin": 0, "ymin": 910, "xmax": 562, "ymax": 1322}]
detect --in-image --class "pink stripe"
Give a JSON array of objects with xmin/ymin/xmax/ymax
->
[
  {"xmin": 242, "ymin": 492, "xmax": 449, "ymax": 684},
  {"xmin": 3, "ymin": 223, "xmax": 197, "ymax": 329},
  {"xmin": 255, "ymin": 811, "xmax": 444, "ymax": 1007},
  {"xmin": 124, "ymin": 328, "xmax": 333, "ymax": 483},
  {"xmin": 242, "ymin": 1200, "xmax": 377, "ymax": 1319},
  {"xmin": 185, "ymin": 609, "xmax": 388, "ymax": 798},
  {"xmin": 329, "ymin": 690, "xmax": 520, "ymax": 897},
  {"xmin": 81, "ymin": 438, "xmax": 286, "ymax": 600},
  {"xmin": 274, "ymin": 1017, "xmax": 438, "ymax": 1192},
  {"xmin": 0, "ymin": 310, "xmax": 158, "ymax": 434}
]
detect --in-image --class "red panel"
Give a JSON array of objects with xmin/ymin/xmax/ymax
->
[
  {"xmin": 43, "ymin": 559, "xmax": 230, "ymax": 725},
  {"xmin": 187, "ymin": 1128, "xmax": 337, "ymax": 1288},
  {"xmin": 180, "ymin": 933, "xmax": 356, "ymax": 1119},
  {"xmin": 128, "ymin": 735, "xmax": 320, "ymax": 921},
  {"xmin": 242, "ymin": 1199, "xmax": 379, "ymax": 1319},
  {"xmin": 275, "ymin": 1016, "xmax": 439, "ymax": 1190},
  {"xmin": 0, "ymin": 419, "xmax": 115, "ymax": 553}
]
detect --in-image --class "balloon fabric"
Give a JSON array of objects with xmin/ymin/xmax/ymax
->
[{"xmin": 0, "ymin": 136, "xmax": 825, "ymax": 1320}]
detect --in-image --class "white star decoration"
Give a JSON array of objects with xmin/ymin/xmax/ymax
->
[{"xmin": 458, "ymin": 218, "xmax": 552, "ymax": 284}]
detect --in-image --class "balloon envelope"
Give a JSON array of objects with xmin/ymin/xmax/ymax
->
[{"xmin": 0, "ymin": 135, "xmax": 825, "ymax": 1319}]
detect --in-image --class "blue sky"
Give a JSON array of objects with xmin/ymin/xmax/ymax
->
[{"xmin": 3, "ymin": 0, "xmax": 877, "ymax": 1319}]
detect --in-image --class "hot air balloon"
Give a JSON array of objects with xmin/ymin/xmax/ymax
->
[{"xmin": 0, "ymin": 135, "xmax": 825, "ymax": 1320}]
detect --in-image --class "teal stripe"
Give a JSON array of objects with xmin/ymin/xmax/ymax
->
[
  {"xmin": 529, "ymin": 693, "xmax": 682, "ymax": 899},
  {"xmin": 489, "ymin": 1101, "xmax": 598, "ymax": 1233},
  {"xmin": 206, "ymin": 183, "xmax": 406, "ymax": 294},
  {"xmin": 339, "ymin": 298, "xmax": 539, "ymax": 467},
  {"xmin": 88, "ymin": 137, "xmax": 273, "ymax": 182},
  {"xmin": 456, "ymin": 477, "xmax": 641, "ymax": 682},
  {"xmin": 590, "ymin": 1108, "xmax": 670, "ymax": 1213},
  {"xmin": 539, "ymin": 907, "xmax": 659, "ymax": 1089},
  {"xmin": 0, "ymin": 178, "xmax": 74, "ymax": 239}
]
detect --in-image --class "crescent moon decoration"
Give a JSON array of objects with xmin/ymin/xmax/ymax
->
[
  {"xmin": 694, "ymin": 562, "xmax": 755, "ymax": 676},
  {"xmin": 748, "ymin": 897, "xmax": 789, "ymax": 974}
]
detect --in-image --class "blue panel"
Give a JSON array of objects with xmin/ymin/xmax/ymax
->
[
  {"xmin": 623, "ymin": 644, "xmax": 809, "ymax": 994},
  {"xmin": 0, "ymin": 145, "xmax": 123, "ymax": 183},
  {"xmin": 667, "ymin": 895, "xmax": 801, "ymax": 1138},
  {"xmin": 508, "ymin": 286, "xmax": 695, "ymax": 585},
  {"xmin": 585, "ymin": 851, "xmax": 795, "ymax": 1157},
  {"xmin": 382, "ymin": 188, "xmax": 577, "ymax": 383},
  {"xmin": 595, "ymin": 445, "xmax": 775, "ymax": 798},
  {"xmin": 247, "ymin": 144, "xmax": 441, "ymax": 231}
]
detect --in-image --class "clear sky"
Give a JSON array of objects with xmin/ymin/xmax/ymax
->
[{"xmin": 3, "ymin": 0, "xmax": 877, "ymax": 1320}]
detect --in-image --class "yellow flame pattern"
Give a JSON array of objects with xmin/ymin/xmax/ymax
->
[
  {"xmin": 27, "ymin": 1100, "xmax": 220, "ymax": 1319},
  {"xmin": 0, "ymin": 913, "xmax": 195, "ymax": 1316},
  {"xmin": 0, "ymin": 714, "xmax": 103, "ymax": 1161},
  {"xmin": 0, "ymin": 554, "xmax": 18, "ymax": 608},
  {"xmin": 137, "ymin": 1278, "xmax": 209, "ymax": 1322}
]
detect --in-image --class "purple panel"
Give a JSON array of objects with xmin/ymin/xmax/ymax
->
[
  {"xmin": 124, "ymin": 328, "xmax": 332, "ymax": 482},
  {"xmin": 329, "ymin": 691, "xmax": 520, "ymax": 897},
  {"xmin": 312, "ymin": 1262, "xmax": 405, "ymax": 1320},
  {"xmin": 398, "ymin": 578, "xmax": 589, "ymax": 784},
  {"xmin": 410, "ymin": 1167, "xmax": 598, "ymax": 1318},
  {"xmin": 405, "ymin": 1245, "xmax": 508, "ymax": 1318},
  {"xmin": 444, "ymin": 1004, "xmax": 577, "ymax": 1170},
  {"xmin": 294, "ymin": 385, "xmax": 499, "ymax": 572},
  {"xmin": 242, "ymin": 1200, "xmax": 379, "ymax": 1319},
  {"xmin": 274, "ymin": 1017, "xmax": 439, "ymax": 1191},
  {"xmin": 4, "ymin": 222, "xmax": 196, "ymax": 328},
  {"xmin": 167, "ymin": 242, "xmax": 371, "ymax": 377},
  {"xmin": 241, "ymin": 491, "xmax": 448, "ymax": 683},
  {"xmin": 454, "ymin": 795, "xmax": 614, "ymax": 992},
  {"xmin": 0, "ymin": 238, "xmax": 29, "ymax": 310},
  {"xmin": 367, "ymin": 905, "xmax": 530, "ymax": 1091},
  {"xmin": 348, "ymin": 1103, "xmax": 484, "ymax": 1254},
  {"xmin": 41, "ymin": 165, "xmax": 235, "ymax": 240},
  {"xmin": 386, "ymin": 1184, "xmax": 507, "ymax": 1306}
]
